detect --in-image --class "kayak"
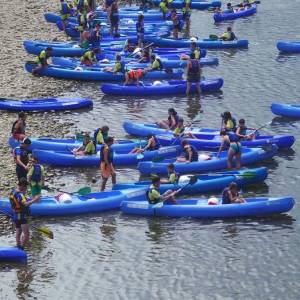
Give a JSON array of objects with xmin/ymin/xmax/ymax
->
[
  {"xmin": 277, "ymin": 41, "xmax": 300, "ymax": 54},
  {"xmin": 271, "ymin": 103, "xmax": 300, "ymax": 118},
  {"xmin": 214, "ymin": 4, "xmax": 257, "ymax": 22},
  {"xmin": 51, "ymin": 56, "xmax": 218, "ymax": 69},
  {"xmin": 0, "ymin": 97, "xmax": 92, "ymax": 112},
  {"xmin": 121, "ymin": 197, "xmax": 295, "ymax": 218},
  {"xmin": 0, "ymin": 188, "xmax": 147, "ymax": 217},
  {"xmin": 32, "ymin": 145, "xmax": 181, "ymax": 167},
  {"xmin": 138, "ymin": 145, "xmax": 278, "ymax": 175},
  {"xmin": 8, "ymin": 136, "xmax": 147, "ymax": 152},
  {"xmin": 144, "ymin": 36, "xmax": 249, "ymax": 48},
  {"xmin": 0, "ymin": 247, "xmax": 27, "ymax": 263},
  {"xmin": 25, "ymin": 62, "xmax": 183, "ymax": 81},
  {"xmin": 123, "ymin": 121, "xmax": 221, "ymax": 137},
  {"xmin": 152, "ymin": 0, "xmax": 221, "ymax": 9},
  {"xmin": 23, "ymin": 40, "xmax": 126, "ymax": 57},
  {"xmin": 156, "ymin": 133, "xmax": 295, "ymax": 149},
  {"xmin": 113, "ymin": 167, "xmax": 268, "ymax": 195},
  {"xmin": 101, "ymin": 78, "xmax": 224, "ymax": 96}
]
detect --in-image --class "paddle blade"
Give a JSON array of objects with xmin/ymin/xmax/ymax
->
[
  {"xmin": 35, "ymin": 226, "xmax": 54, "ymax": 239},
  {"xmin": 136, "ymin": 153, "xmax": 145, "ymax": 160},
  {"xmin": 77, "ymin": 186, "xmax": 92, "ymax": 196},
  {"xmin": 240, "ymin": 171, "xmax": 256, "ymax": 179},
  {"xmin": 152, "ymin": 201, "xmax": 164, "ymax": 209}
]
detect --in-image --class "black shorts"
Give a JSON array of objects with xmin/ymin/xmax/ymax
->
[
  {"xmin": 174, "ymin": 24, "xmax": 181, "ymax": 30},
  {"xmin": 110, "ymin": 15, "xmax": 119, "ymax": 25},
  {"xmin": 187, "ymin": 73, "xmax": 200, "ymax": 83},
  {"xmin": 13, "ymin": 213, "xmax": 28, "ymax": 228},
  {"xmin": 16, "ymin": 165, "xmax": 27, "ymax": 180}
]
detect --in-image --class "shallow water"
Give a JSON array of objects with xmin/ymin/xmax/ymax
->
[{"xmin": 1, "ymin": 0, "xmax": 300, "ymax": 299}]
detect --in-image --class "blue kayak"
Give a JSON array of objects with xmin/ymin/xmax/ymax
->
[
  {"xmin": 138, "ymin": 145, "xmax": 278, "ymax": 175},
  {"xmin": 277, "ymin": 41, "xmax": 300, "ymax": 54},
  {"xmin": 113, "ymin": 167, "xmax": 268, "ymax": 195},
  {"xmin": 152, "ymin": 0, "xmax": 221, "ymax": 9},
  {"xmin": 51, "ymin": 56, "xmax": 218, "ymax": 69},
  {"xmin": 25, "ymin": 62, "xmax": 183, "ymax": 81},
  {"xmin": 0, "ymin": 188, "xmax": 146, "ymax": 217},
  {"xmin": 123, "ymin": 121, "xmax": 222, "ymax": 137},
  {"xmin": 156, "ymin": 132, "xmax": 295, "ymax": 149},
  {"xmin": 214, "ymin": 4, "xmax": 257, "ymax": 22},
  {"xmin": 0, "ymin": 97, "xmax": 92, "ymax": 112},
  {"xmin": 101, "ymin": 78, "xmax": 223, "ymax": 96},
  {"xmin": 8, "ymin": 136, "xmax": 147, "ymax": 152},
  {"xmin": 144, "ymin": 36, "xmax": 249, "ymax": 48},
  {"xmin": 121, "ymin": 197, "xmax": 295, "ymax": 218},
  {"xmin": 32, "ymin": 145, "xmax": 181, "ymax": 167},
  {"xmin": 0, "ymin": 247, "xmax": 27, "ymax": 263},
  {"xmin": 271, "ymin": 103, "xmax": 300, "ymax": 118}
]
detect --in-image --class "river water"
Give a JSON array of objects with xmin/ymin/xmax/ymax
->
[{"xmin": 1, "ymin": 0, "xmax": 300, "ymax": 299}]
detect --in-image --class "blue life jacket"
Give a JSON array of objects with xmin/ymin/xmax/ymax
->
[
  {"xmin": 239, "ymin": 126, "xmax": 247, "ymax": 136},
  {"xmin": 100, "ymin": 145, "xmax": 114, "ymax": 163},
  {"xmin": 61, "ymin": 2, "xmax": 70, "ymax": 14},
  {"xmin": 31, "ymin": 164, "xmax": 42, "ymax": 182},
  {"xmin": 222, "ymin": 188, "xmax": 231, "ymax": 204},
  {"xmin": 184, "ymin": 145, "xmax": 198, "ymax": 162}
]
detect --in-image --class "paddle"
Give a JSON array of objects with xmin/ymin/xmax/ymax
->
[
  {"xmin": 247, "ymin": 121, "xmax": 272, "ymax": 136},
  {"xmin": 152, "ymin": 175, "xmax": 198, "ymax": 208},
  {"xmin": 44, "ymin": 186, "xmax": 92, "ymax": 196},
  {"xmin": 0, "ymin": 208, "xmax": 54, "ymax": 239},
  {"xmin": 128, "ymin": 42, "xmax": 154, "ymax": 58},
  {"xmin": 136, "ymin": 139, "xmax": 145, "ymax": 160},
  {"xmin": 234, "ymin": 1, "xmax": 260, "ymax": 7}
]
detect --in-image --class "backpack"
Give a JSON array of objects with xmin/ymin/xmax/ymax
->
[
  {"xmin": 31, "ymin": 164, "xmax": 42, "ymax": 182},
  {"xmin": 9, "ymin": 190, "xmax": 22, "ymax": 213}
]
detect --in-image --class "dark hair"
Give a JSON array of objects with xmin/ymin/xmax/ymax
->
[
  {"xmin": 190, "ymin": 53, "xmax": 195, "ymax": 59},
  {"xmin": 138, "ymin": 14, "xmax": 144, "ymax": 21},
  {"xmin": 229, "ymin": 182, "xmax": 237, "ymax": 190},
  {"xmin": 239, "ymin": 118, "xmax": 245, "ymax": 124},
  {"xmin": 167, "ymin": 163, "xmax": 174, "ymax": 169},
  {"xmin": 151, "ymin": 176, "xmax": 160, "ymax": 184},
  {"xmin": 227, "ymin": 2, "xmax": 232, "ymax": 6},
  {"xmin": 222, "ymin": 111, "xmax": 232, "ymax": 120},
  {"xmin": 46, "ymin": 47, "xmax": 53, "ymax": 52},
  {"xmin": 93, "ymin": 48, "xmax": 100, "ymax": 53},
  {"xmin": 116, "ymin": 54, "xmax": 121, "ymax": 60},
  {"xmin": 18, "ymin": 177, "xmax": 28, "ymax": 186},
  {"xmin": 168, "ymin": 108, "xmax": 177, "ymax": 115},
  {"xmin": 18, "ymin": 112, "xmax": 25, "ymax": 119},
  {"xmin": 178, "ymin": 117, "xmax": 184, "ymax": 123},
  {"xmin": 102, "ymin": 126, "xmax": 109, "ymax": 132},
  {"xmin": 227, "ymin": 26, "xmax": 232, "ymax": 32},
  {"xmin": 181, "ymin": 140, "xmax": 189, "ymax": 146},
  {"xmin": 147, "ymin": 134, "xmax": 153, "ymax": 139},
  {"xmin": 151, "ymin": 54, "xmax": 156, "ymax": 60},
  {"xmin": 106, "ymin": 136, "xmax": 114, "ymax": 144}
]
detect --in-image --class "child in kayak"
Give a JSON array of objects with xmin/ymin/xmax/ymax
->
[
  {"xmin": 130, "ymin": 134, "xmax": 159, "ymax": 153},
  {"xmin": 124, "ymin": 69, "xmax": 147, "ymax": 85},
  {"xmin": 236, "ymin": 119, "xmax": 256, "ymax": 140},
  {"xmin": 222, "ymin": 182, "xmax": 246, "ymax": 204},
  {"xmin": 32, "ymin": 47, "xmax": 53, "ymax": 76},
  {"xmin": 160, "ymin": 163, "xmax": 179, "ymax": 184},
  {"xmin": 219, "ymin": 27, "xmax": 237, "ymax": 41},
  {"xmin": 27, "ymin": 156, "xmax": 45, "ymax": 203},
  {"xmin": 157, "ymin": 107, "xmax": 180, "ymax": 130},
  {"xmin": 176, "ymin": 140, "xmax": 198, "ymax": 162},
  {"xmin": 72, "ymin": 133, "xmax": 95, "ymax": 155},
  {"xmin": 217, "ymin": 130, "xmax": 242, "ymax": 169},
  {"xmin": 173, "ymin": 118, "xmax": 196, "ymax": 138},
  {"xmin": 104, "ymin": 54, "xmax": 125, "ymax": 73},
  {"xmin": 147, "ymin": 176, "xmax": 177, "ymax": 205}
]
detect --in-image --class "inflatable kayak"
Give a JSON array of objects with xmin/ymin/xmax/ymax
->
[
  {"xmin": 271, "ymin": 103, "xmax": 300, "ymax": 118},
  {"xmin": 113, "ymin": 167, "xmax": 268, "ymax": 195},
  {"xmin": 214, "ymin": 4, "xmax": 257, "ymax": 22},
  {"xmin": 138, "ymin": 145, "xmax": 278, "ymax": 175},
  {"xmin": 8, "ymin": 136, "xmax": 147, "ymax": 152},
  {"xmin": 25, "ymin": 62, "xmax": 183, "ymax": 81},
  {"xmin": 156, "ymin": 132, "xmax": 295, "ymax": 149},
  {"xmin": 277, "ymin": 41, "xmax": 300, "ymax": 54},
  {"xmin": 144, "ymin": 36, "xmax": 249, "ymax": 48},
  {"xmin": 121, "ymin": 196, "xmax": 295, "ymax": 218},
  {"xmin": 101, "ymin": 78, "xmax": 223, "ymax": 96},
  {"xmin": 152, "ymin": 0, "xmax": 221, "ymax": 9},
  {"xmin": 123, "ymin": 121, "xmax": 222, "ymax": 137},
  {"xmin": 32, "ymin": 145, "xmax": 181, "ymax": 167},
  {"xmin": 51, "ymin": 56, "xmax": 218, "ymax": 69},
  {"xmin": 0, "ymin": 188, "xmax": 146, "ymax": 217},
  {"xmin": 0, "ymin": 247, "xmax": 27, "ymax": 263},
  {"xmin": 0, "ymin": 97, "xmax": 92, "ymax": 112}
]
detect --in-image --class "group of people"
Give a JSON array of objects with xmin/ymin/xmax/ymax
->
[{"xmin": 214, "ymin": 0, "xmax": 256, "ymax": 14}]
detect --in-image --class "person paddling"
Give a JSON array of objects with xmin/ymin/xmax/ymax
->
[
  {"xmin": 32, "ymin": 47, "xmax": 53, "ymax": 75},
  {"xmin": 9, "ymin": 178, "xmax": 39, "ymax": 250},
  {"xmin": 100, "ymin": 136, "xmax": 116, "ymax": 191},
  {"xmin": 235, "ymin": 119, "xmax": 256, "ymax": 140},
  {"xmin": 27, "ymin": 156, "xmax": 45, "ymax": 203},
  {"xmin": 222, "ymin": 182, "xmax": 246, "ymax": 204},
  {"xmin": 11, "ymin": 112, "xmax": 27, "ymax": 141},
  {"xmin": 147, "ymin": 176, "xmax": 177, "ymax": 205},
  {"xmin": 13, "ymin": 138, "xmax": 31, "ymax": 180},
  {"xmin": 220, "ymin": 26, "xmax": 237, "ymax": 41}
]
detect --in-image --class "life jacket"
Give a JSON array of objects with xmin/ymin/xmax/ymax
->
[
  {"xmin": 77, "ymin": 0, "xmax": 84, "ymax": 9},
  {"xmin": 159, "ymin": 1, "xmax": 168, "ymax": 13},
  {"xmin": 115, "ymin": 61, "xmax": 125, "ymax": 73},
  {"xmin": 173, "ymin": 126, "xmax": 184, "ymax": 136},
  {"xmin": 77, "ymin": 13, "xmax": 87, "ymax": 26},
  {"xmin": 152, "ymin": 58, "xmax": 163, "ymax": 70},
  {"xmin": 168, "ymin": 171, "xmax": 180, "ymax": 184},
  {"xmin": 31, "ymin": 164, "xmax": 42, "ymax": 182},
  {"xmin": 224, "ymin": 118, "xmax": 236, "ymax": 131},
  {"xmin": 146, "ymin": 185, "xmax": 160, "ymax": 204},
  {"xmin": 184, "ymin": 144, "xmax": 198, "ymax": 162},
  {"xmin": 221, "ymin": 188, "xmax": 231, "ymax": 204},
  {"xmin": 13, "ymin": 147, "xmax": 29, "ymax": 165},
  {"xmin": 100, "ymin": 144, "xmax": 113, "ymax": 163},
  {"xmin": 36, "ymin": 50, "xmax": 47, "ymax": 64},
  {"xmin": 9, "ymin": 190, "xmax": 26, "ymax": 213},
  {"xmin": 61, "ymin": 2, "xmax": 70, "ymax": 15},
  {"xmin": 238, "ymin": 126, "xmax": 247, "ymax": 136},
  {"xmin": 190, "ymin": 47, "xmax": 200, "ymax": 59},
  {"xmin": 11, "ymin": 120, "xmax": 25, "ymax": 134},
  {"xmin": 80, "ymin": 50, "xmax": 94, "ymax": 62},
  {"xmin": 128, "ymin": 69, "xmax": 143, "ymax": 80},
  {"xmin": 188, "ymin": 59, "xmax": 200, "ymax": 75}
]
